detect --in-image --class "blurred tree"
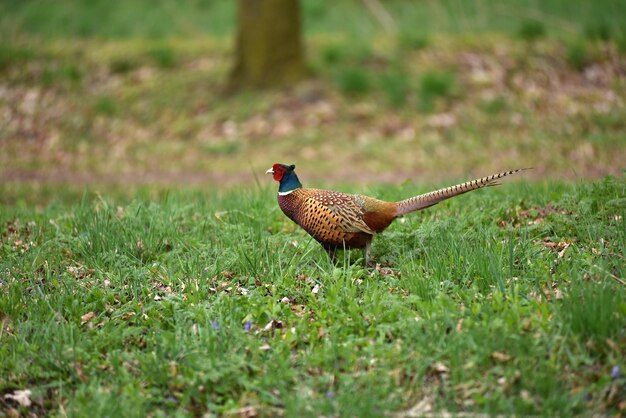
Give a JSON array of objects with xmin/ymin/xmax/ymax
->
[{"xmin": 229, "ymin": 0, "xmax": 307, "ymax": 89}]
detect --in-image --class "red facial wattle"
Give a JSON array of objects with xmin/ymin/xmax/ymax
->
[{"xmin": 273, "ymin": 164, "xmax": 284, "ymax": 182}]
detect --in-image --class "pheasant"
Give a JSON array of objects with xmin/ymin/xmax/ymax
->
[{"xmin": 266, "ymin": 163, "xmax": 526, "ymax": 265}]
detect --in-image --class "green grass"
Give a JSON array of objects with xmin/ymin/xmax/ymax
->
[
  {"xmin": 109, "ymin": 56, "xmax": 140, "ymax": 74},
  {"xmin": 379, "ymin": 71, "xmax": 410, "ymax": 107},
  {"xmin": 1, "ymin": 0, "xmax": 625, "ymax": 40},
  {"xmin": 585, "ymin": 20, "xmax": 613, "ymax": 42},
  {"xmin": 419, "ymin": 70, "xmax": 457, "ymax": 112},
  {"xmin": 566, "ymin": 39, "xmax": 590, "ymax": 71},
  {"xmin": 397, "ymin": 31, "xmax": 431, "ymax": 51},
  {"xmin": 334, "ymin": 67, "xmax": 372, "ymax": 95},
  {"xmin": 1, "ymin": 176, "xmax": 625, "ymax": 416},
  {"xmin": 148, "ymin": 45, "xmax": 177, "ymax": 69},
  {"xmin": 517, "ymin": 19, "xmax": 547, "ymax": 42},
  {"xmin": 94, "ymin": 95, "xmax": 118, "ymax": 116},
  {"xmin": 0, "ymin": 44, "xmax": 36, "ymax": 71}
]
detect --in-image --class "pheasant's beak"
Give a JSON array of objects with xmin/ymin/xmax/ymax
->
[{"xmin": 265, "ymin": 168, "xmax": 274, "ymax": 175}]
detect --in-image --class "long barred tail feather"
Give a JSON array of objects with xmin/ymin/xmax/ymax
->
[{"xmin": 394, "ymin": 168, "xmax": 530, "ymax": 216}]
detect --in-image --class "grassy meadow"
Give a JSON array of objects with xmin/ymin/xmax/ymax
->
[
  {"xmin": 1, "ymin": 177, "xmax": 625, "ymax": 416},
  {"xmin": 1, "ymin": 0, "xmax": 626, "ymax": 416}
]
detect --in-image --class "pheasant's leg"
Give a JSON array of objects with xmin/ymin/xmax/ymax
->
[
  {"xmin": 365, "ymin": 235, "xmax": 374, "ymax": 268},
  {"xmin": 326, "ymin": 247, "xmax": 338, "ymax": 264}
]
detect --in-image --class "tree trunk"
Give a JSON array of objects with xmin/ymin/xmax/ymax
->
[{"xmin": 229, "ymin": 0, "xmax": 307, "ymax": 90}]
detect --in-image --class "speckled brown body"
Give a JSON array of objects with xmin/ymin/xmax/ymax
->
[{"xmin": 278, "ymin": 188, "xmax": 396, "ymax": 250}]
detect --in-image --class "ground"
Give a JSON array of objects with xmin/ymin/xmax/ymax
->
[
  {"xmin": 1, "ymin": 36, "xmax": 625, "ymax": 189},
  {"xmin": 1, "ymin": 1, "xmax": 625, "ymax": 416},
  {"xmin": 1, "ymin": 177, "xmax": 625, "ymax": 416}
]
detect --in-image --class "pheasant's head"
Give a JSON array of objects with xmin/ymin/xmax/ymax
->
[{"xmin": 266, "ymin": 163, "xmax": 302, "ymax": 194}]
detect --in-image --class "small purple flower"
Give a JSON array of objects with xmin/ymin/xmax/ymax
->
[
  {"xmin": 244, "ymin": 320, "xmax": 252, "ymax": 331},
  {"xmin": 325, "ymin": 390, "xmax": 334, "ymax": 399},
  {"xmin": 211, "ymin": 320, "xmax": 220, "ymax": 331},
  {"xmin": 611, "ymin": 365, "xmax": 620, "ymax": 380}
]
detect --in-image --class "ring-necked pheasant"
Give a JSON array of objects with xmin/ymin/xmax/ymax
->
[{"xmin": 266, "ymin": 163, "xmax": 526, "ymax": 265}]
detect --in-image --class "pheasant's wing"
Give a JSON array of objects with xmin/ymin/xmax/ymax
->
[{"xmin": 306, "ymin": 191, "xmax": 376, "ymax": 235}]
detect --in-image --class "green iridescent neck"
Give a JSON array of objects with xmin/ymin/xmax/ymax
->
[{"xmin": 279, "ymin": 171, "xmax": 302, "ymax": 194}]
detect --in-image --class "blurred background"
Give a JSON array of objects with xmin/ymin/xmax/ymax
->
[{"xmin": 1, "ymin": 0, "xmax": 625, "ymax": 195}]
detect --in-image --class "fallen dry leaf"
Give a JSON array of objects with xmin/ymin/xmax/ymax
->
[
  {"xmin": 223, "ymin": 405, "xmax": 259, "ymax": 418},
  {"xmin": 81, "ymin": 311, "xmax": 96, "ymax": 325},
  {"xmin": 557, "ymin": 242, "xmax": 570, "ymax": 258},
  {"xmin": 427, "ymin": 113, "xmax": 456, "ymax": 129},
  {"xmin": 456, "ymin": 318, "xmax": 464, "ymax": 332},
  {"xmin": 427, "ymin": 362, "xmax": 450, "ymax": 377},
  {"xmin": 393, "ymin": 395, "xmax": 434, "ymax": 417},
  {"xmin": 606, "ymin": 382, "xmax": 621, "ymax": 407},
  {"xmin": 262, "ymin": 319, "xmax": 283, "ymax": 332},
  {"xmin": 73, "ymin": 362, "xmax": 88, "ymax": 383},
  {"xmin": 67, "ymin": 265, "xmax": 96, "ymax": 279},
  {"xmin": 605, "ymin": 338, "xmax": 619, "ymax": 352},
  {"xmin": 491, "ymin": 351, "xmax": 512, "ymax": 362},
  {"xmin": 4, "ymin": 389, "xmax": 32, "ymax": 407},
  {"xmin": 6, "ymin": 408, "xmax": 20, "ymax": 418},
  {"xmin": 122, "ymin": 312, "xmax": 136, "ymax": 320}
]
